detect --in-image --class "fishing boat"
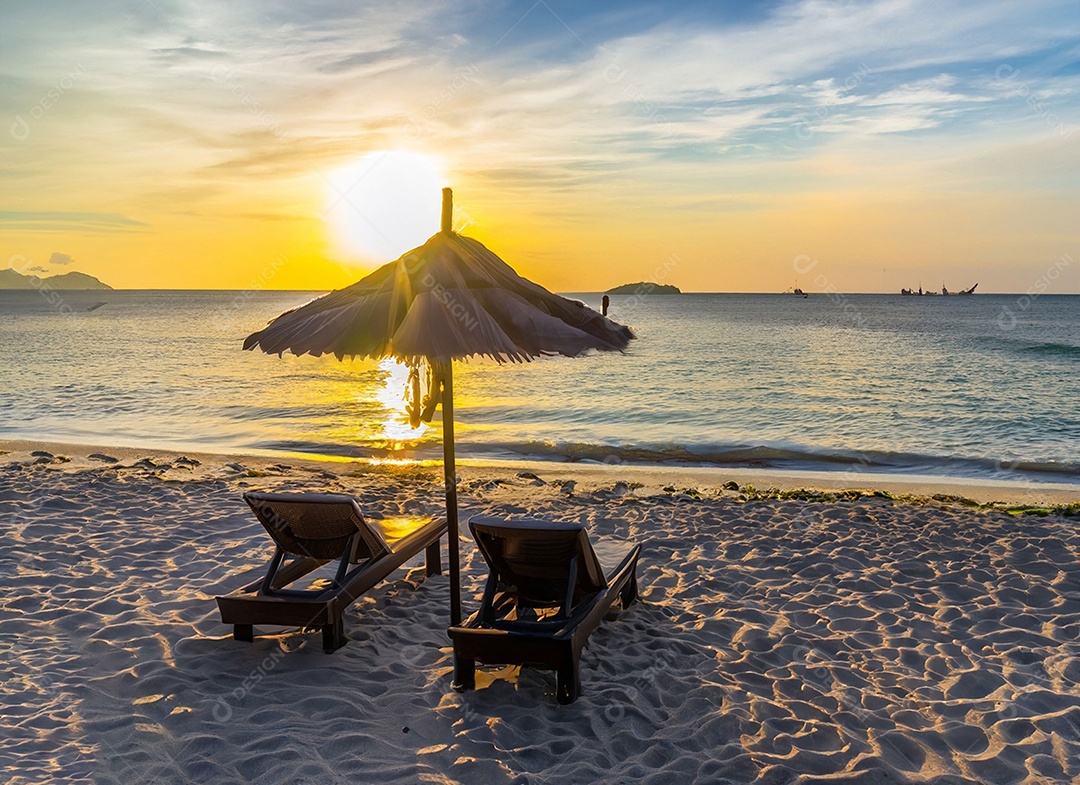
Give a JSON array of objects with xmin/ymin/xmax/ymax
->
[{"xmin": 901, "ymin": 283, "xmax": 977, "ymax": 296}]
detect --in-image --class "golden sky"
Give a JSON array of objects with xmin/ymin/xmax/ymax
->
[{"xmin": 3, "ymin": 1, "xmax": 1079, "ymax": 293}]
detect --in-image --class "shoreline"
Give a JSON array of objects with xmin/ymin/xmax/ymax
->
[{"xmin": 4, "ymin": 438, "xmax": 1079, "ymax": 506}]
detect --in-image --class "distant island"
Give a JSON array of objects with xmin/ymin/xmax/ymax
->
[
  {"xmin": 0, "ymin": 269, "xmax": 113, "ymax": 290},
  {"xmin": 605, "ymin": 281, "xmax": 682, "ymax": 295}
]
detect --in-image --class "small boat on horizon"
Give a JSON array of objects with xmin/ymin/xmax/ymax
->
[{"xmin": 901, "ymin": 283, "xmax": 978, "ymax": 296}]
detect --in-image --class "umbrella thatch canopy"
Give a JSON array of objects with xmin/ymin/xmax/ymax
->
[{"xmin": 244, "ymin": 189, "xmax": 633, "ymax": 625}]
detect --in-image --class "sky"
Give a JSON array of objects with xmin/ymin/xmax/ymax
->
[{"xmin": 2, "ymin": 0, "xmax": 1079, "ymax": 293}]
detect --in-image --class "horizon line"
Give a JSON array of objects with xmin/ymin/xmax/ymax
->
[{"xmin": 3, "ymin": 288, "xmax": 1078, "ymax": 296}]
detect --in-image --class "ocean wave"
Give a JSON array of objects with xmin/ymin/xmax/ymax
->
[
  {"xmin": 493, "ymin": 441, "xmax": 1080, "ymax": 479},
  {"xmin": 253, "ymin": 436, "xmax": 1080, "ymax": 482},
  {"xmin": 973, "ymin": 335, "xmax": 1080, "ymax": 359},
  {"xmin": 1021, "ymin": 341, "xmax": 1080, "ymax": 359},
  {"xmin": 253, "ymin": 438, "xmax": 443, "ymax": 462}
]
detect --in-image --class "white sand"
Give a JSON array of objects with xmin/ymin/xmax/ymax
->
[{"xmin": 1, "ymin": 441, "xmax": 1079, "ymax": 784}]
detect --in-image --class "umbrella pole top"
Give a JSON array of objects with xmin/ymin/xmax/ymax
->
[{"xmin": 441, "ymin": 187, "xmax": 453, "ymax": 234}]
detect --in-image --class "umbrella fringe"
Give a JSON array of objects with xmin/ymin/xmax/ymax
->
[{"xmin": 244, "ymin": 233, "xmax": 633, "ymax": 362}]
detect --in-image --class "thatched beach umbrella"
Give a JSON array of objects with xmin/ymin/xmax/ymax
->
[{"xmin": 244, "ymin": 189, "xmax": 633, "ymax": 625}]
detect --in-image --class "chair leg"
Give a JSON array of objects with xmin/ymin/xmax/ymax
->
[
  {"xmin": 425, "ymin": 540, "xmax": 442, "ymax": 576},
  {"xmin": 233, "ymin": 624, "xmax": 254, "ymax": 642},
  {"xmin": 322, "ymin": 616, "xmax": 346, "ymax": 652},
  {"xmin": 452, "ymin": 655, "xmax": 475, "ymax": 692},
  {"xmin": 621, "ymin": 570, "xmax": 639, "ymax": 608},
  {"xmin": 556, "ymin": 656, "xmax": 581, "ymax": 705},
  {"xmin": 608, "ymin": 571, "xmax": 640, "ymax": 620}
]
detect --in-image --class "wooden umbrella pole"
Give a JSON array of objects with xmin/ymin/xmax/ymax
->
[
  {"xmin": 441, "ymin": 187, "xmax": 453, "ymax": 234},
  {"xmin": 440, "ymin": 360, "xmax": 462, "ymax": 626}
]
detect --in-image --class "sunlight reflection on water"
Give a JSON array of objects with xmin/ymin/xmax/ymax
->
[{"xmin": 375, "ymin": 358, "xmax": 429, "ymax": 444}]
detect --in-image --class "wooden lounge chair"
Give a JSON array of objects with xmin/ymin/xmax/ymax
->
[
  {"xmin": 216, "ymin": 491, "xmax": 446, "ymax": 652},
  {"xmin": 449, "ymin": 517, "xmax": 641, "ymax": 704}
]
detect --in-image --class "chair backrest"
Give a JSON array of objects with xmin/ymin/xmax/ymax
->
[
  {"xmin": 469, "ymin": 517, "xmax": 608, "ymax": 610},
  {"xmin": 244, "ymin": 491, "xmax": 390, "ymax": 562}
]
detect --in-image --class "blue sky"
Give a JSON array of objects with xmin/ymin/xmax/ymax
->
[{"xmin": 2, "ymin": 0, "xmax": 1079, "ymax": 291}]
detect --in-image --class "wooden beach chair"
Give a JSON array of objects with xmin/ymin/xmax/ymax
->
[
  {"xmin": 216, "ymin": 491, "xmax": 446, "ymax": 652},
  {"xmin": 449, "ymin": 517, "xmax": 641, "ymax": 704}
]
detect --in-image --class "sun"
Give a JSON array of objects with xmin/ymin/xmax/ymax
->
[{"xmin": 325, "ymin": 150, "xmax": 448, "ymax": 263}]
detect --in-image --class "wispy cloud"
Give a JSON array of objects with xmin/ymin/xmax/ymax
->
[
  {"xmin": 0, "ymin": 212, "xmax": 148, "ymax": 233},
  {"xmin": 1, "ymin": 0, "xmax": 1078, "ymax": 290},
  {"xmin": 6, "ymin": 1, "xmax": 1077, "ymax": 195}
]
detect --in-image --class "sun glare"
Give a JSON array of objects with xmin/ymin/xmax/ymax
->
[{"xmin": 326, "ymin": 150, "xmax": 447, "ymax": 263}]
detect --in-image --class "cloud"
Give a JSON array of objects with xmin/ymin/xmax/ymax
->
[
  {"xmin": 28, "ymin": 265, "xmax": 47, "ymax": 273},
  {"xmin": 2, "ymin": 0, "xmax": 1080, "ymax": 291},
  {"xmin": 49, "ymin": 252, "xmax": 75, "ymax": 266},
  {"xmin": 7, "ymin": 1, "xmax": 1077, "ymax": 203},
  {"xmin": 0, "ymin": 212, "xmax": 147, "ymax": 233}
]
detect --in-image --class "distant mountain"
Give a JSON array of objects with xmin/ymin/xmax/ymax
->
[
  {"xmin": 605, "ymin": 281, "xmax": 681, "ymax": 295},
  {"xmin": 0, "ymin": 269, "xmax": 113, "ymax": 290}
]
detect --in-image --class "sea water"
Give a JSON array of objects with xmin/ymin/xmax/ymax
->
[{"xmin": 1, "ymin": 289, "xmax": 1077, "ymax": 483}]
